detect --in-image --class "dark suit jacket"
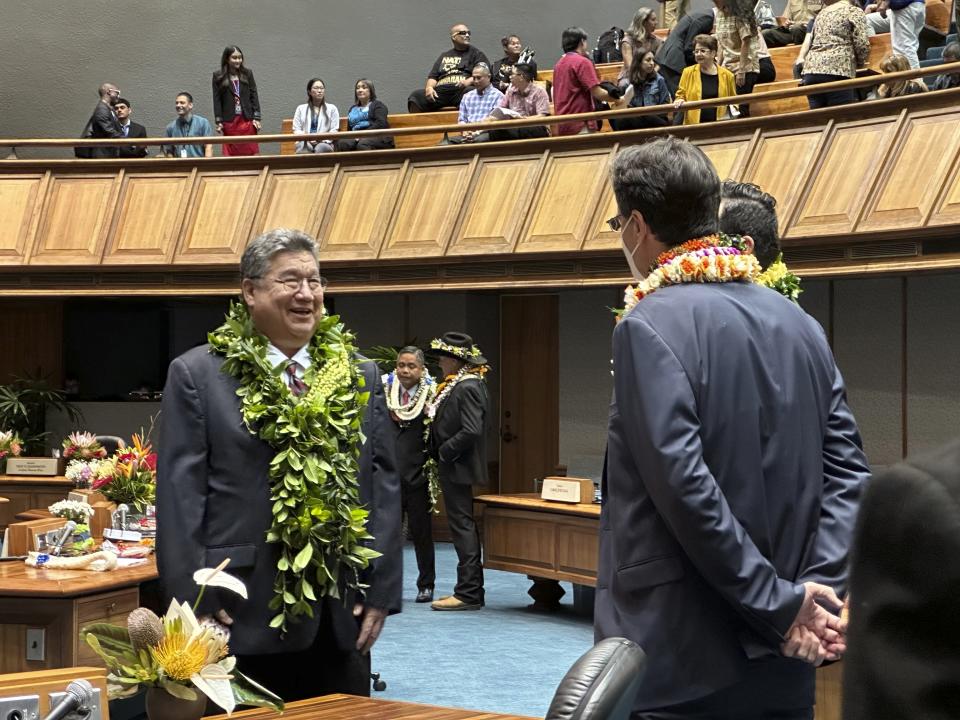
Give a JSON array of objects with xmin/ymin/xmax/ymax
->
[
  {"xmin": 117, "ymin": 122, "xmax": 148, "ymax": 158},
  {"xmin": 596, "ymin": 282, "xmax": 869, "ymax": 711},
  {"xmin": 655, "ymin": 11, "xmax": 715, "ymax": 74},
  {"xmin": 157, "ymin": 345, "xmax": 401, "ymax": 656},
  {"xmin": 212, "ymin": 71, "xmax": 262, "ymax": 123},
  {"xmin": 429, "ymin": 377, "xmax": 489, "ymax": 485},
  {"xmin": 388, "ymin": 383, "xmax": 428, "ymax": 489},
  {"xmin": 78, "ymin": 101, "xmax": 122, "ymax": 158},
  {"xmin": 843, "ymin": 438, "xmax": 960, "ymax": 720}
]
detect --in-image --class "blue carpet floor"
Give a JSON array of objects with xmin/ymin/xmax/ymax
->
[{"xmin": 372, "ymin": 542, "xmax": 595, "ymax": 718}]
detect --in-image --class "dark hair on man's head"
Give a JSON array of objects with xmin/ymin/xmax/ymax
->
[
  {"xmin": 513, "ymin": 63, "xmax": 536, "ymax": 82},
  {"xmin": 719, "ymin": 181, "xmax": 780, "ymax": 270},
  {"xmin": 177, "ymin": 91, "xmax": 194, "ymax": 103},
  {"xmin": 693, "ymin": 34, "xmax": 718, "ymax": 53},
  {"xmin": 397, "ymin": 346, "xmax": 426, "ymax": 366},
  {"xmin": 354, "ymin": 78, "xmax": 377, "ymax": 103},
  {"xmin": 562, "ymin": 27, "xmax": 588, "ymax": 53},
  {"xmin": 610, "ymin": 137, "xmax": 720, "ymax": 247},
  {"xmin": 115, "ymin": 97, "xmax": 131, "ymax": 108}
]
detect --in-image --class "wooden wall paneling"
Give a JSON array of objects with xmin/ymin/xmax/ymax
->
[
  {"xmin": 0, "ymin": 300, "xmax": 63, "ymax": 387},
  {"xmin": 741, "ymin": 127, "xmax": 828, "ymax": 235},
  {"xmin": 27, "ymin": 173, "xmax": 119, "ymax": 264},
  {"xmin": 516, "ymin": 149, "xmax": 613, "ymax": 253},
  {"xmin": 448, "ymin": 153, "xmax": 546, "ymax": 256},
  {"xmin": 173, "ymin": 169, "xmax": 263, "ymax": 264},
  {"xmin": 380, "ymin": 158, "xmax": 475, "ymax": 259},
  {"xmin": 316, "ymin": 162, "xmax": 405, "ymax": 261},
  {"xmin": 0, "ymin": 173, "xmax": 47, "ymax": 265},
  {"xmin": 584, "ymin": 186, "xmax": 621, "ymax": 250},
  {"xmin": 695, "ymin": 137, "xmax": 752, "ymax": 181},
  {"xmin": 101, "ymin": 171, "xmax": 193, "ymax": 264},
  {"xmin": 786, "ymin": 117, "xmax": 898, "ymax": 239},
  {"xmin": 251, "ymin": 167, "xmax": 335, "ymax": 240},
  {"xmin": 859, "ymin": 111, "xmax": 960, "ymax": 232}
]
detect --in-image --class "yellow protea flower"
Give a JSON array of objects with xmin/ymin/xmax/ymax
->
[{"xmin": 152, "ymin": 631, "xmax": 207, "ymax": 681}]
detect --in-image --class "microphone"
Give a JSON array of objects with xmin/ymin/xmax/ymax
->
[
  {"xmin": 42, "ymin": 679, "xmax": 94, "ymax": 720},
  {"xmin": 115, "ymin": 504, "xmax": 129, "ymax": 531},
  {"xmin": 50, "ymin": 521, "xmax": 77, "ymax": 556}
]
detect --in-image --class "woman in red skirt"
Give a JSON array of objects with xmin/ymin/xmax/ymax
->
[{"xmin": 212, "ymin": 45, "xmax": 261, "ymax": 155}]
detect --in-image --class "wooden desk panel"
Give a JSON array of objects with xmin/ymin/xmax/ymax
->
[
  {"xmin": 218, "ymin": 694, "xmax": 538, "ymax": 720},
  {"xmin": 0, "ymin": 476, "xmax": 72, "ymax": 533}
]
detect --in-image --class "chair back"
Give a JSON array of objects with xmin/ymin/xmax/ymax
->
[
  {"xmin": 545, "ymin": 637, "xmax": 645, "ymax": 720},
  {"xmin": 95, "ymin": 435, "xmax": 125, "ymax": 456}
]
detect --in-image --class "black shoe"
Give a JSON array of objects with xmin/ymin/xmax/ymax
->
[{"xmin": 415, "ymin": 587, "xmax": 434, "ymax": 603}]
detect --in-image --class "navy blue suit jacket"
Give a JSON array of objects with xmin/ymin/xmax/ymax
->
[
  {"xmin": 595, "ymin": 282, "xmax": 869, "ymax": 711},
  {"xmin": 157, "ymin": 344, "xmax": 401, "ymax": 656}
]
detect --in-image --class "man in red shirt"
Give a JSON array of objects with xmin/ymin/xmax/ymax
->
[{"xmin": 553, "ymin": 27, "xmax": 621, "ymax": 136}]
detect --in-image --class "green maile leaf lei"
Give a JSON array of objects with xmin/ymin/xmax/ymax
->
[{"xmin": 207, "ymin": 301, "xmax": 378, "ymax": 635}]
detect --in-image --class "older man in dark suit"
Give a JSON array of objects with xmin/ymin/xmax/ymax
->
[
  {"xmin": 595, "ymin": 137, "xmax": 869, "ymax": 719},
  {"xmin": 157, "ymin": 228, "xmax": 401, "ymax": 702},
  {"xmin": 427, "ymin": 332, "xmax": 490, "ymax": 611}
]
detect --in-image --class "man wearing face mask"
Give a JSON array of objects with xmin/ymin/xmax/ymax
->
[
  {"xmin": 596, "ymin": 137, "xmax": 868, "ymax": 719},
  {"xmin": 408, "ymin": 24, "xmax": 490, "ymax": 112}
]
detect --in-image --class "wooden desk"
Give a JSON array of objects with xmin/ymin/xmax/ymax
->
[
  {"xmin": 475, "ymin": 493, "xmax": 842, "ymax": 720},
  {"xmin": 215, "ymin": 693, "xmax": 538, "ymax": 720},
  {"xmin": 0, "ymin": 556, "xmax": 158, "ymax": 674},
  {"xmin": 0, "ymin": 476, "xmax": 73, "ymax": 532}
]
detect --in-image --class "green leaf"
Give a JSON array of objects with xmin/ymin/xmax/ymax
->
[
  {"xmin": 231, "ymin": 670, "xmax": 285, "ymax": 711},
  {"xmin": 160, "ymin": 679, "xmax": 198, "ymax": 701},
  {"xmin": 268, "ymin": 613, "xmax": 285, "ymax": 629},
  {"xmin": 292, "ymin": 542, "xmax": 313, "ymax": 571}
]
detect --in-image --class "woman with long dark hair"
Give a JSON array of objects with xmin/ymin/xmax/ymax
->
[
  {"xmin": 335, "ymin": 79, "xmax": 394, "ymax": 152},
  {"xmin": 212, "ymin": 45, "xmax": 261, "ymax": 156},
  {"xmin": 611, "ymin": 49, "xmax": 672, "ymax": 130},
  {"xmin": 292, "ymin": 78, "xmax": 340, "ymax": 153}
]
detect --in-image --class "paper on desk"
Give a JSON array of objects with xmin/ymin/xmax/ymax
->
[{"xmin": 115, "ymin": 557, "xmax": 148, "ymax": 567}]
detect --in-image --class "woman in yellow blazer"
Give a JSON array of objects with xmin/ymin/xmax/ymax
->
[{"xmin": 673, "ymin": 34, "xmax": 737, "ymax": 124}]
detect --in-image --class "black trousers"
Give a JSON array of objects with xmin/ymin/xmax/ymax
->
[
  {"xmin": 735, "ymin": 71, "xmax": 760, "ymax": 117},
  {"xmin": 234, "ymin": 601, "xmax": 371, "ymax": 702},
  {"xmin": 334, "ymin": 136, "xmax": 395, "ymax": 151},
  {"xmin": 489, "ymin": 126, "xmax": 550, "ymax": 141},
  {"xmin": 803, "ymin": 73, "xmax": 856, "ymax": 109},
  {"xmin": 407, "ymin": 83, "xmax": 465, "ymax": 112},
  {"xmin": 440, "ymin": 477, "xmax": 484, "ymax": 604},
  {"xmin": 610, "ymin": 114, "xmax": 669, "ymax": 131},
  {"xmin": 763, "ymin": 24, "xmax": 806, "ymax": 48},
  {"xmin": 402, "ymin": 480, "xmax": 436, "ymax": 590},
  {"xmin": 758, "ymin": 56, "xmax": 776, "ymax": 84}
]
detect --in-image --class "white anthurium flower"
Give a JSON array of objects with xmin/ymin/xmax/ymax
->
[
  {"xmin": 193, "ymin": 562, "xmax": 248, "ymax": 599},
  {"xmin": 192, "ymin": 661, "xmax": 236, "ymax": 715},
  {"xmin": 165, "ymin": 598, "xmax": 202, "ymax": 638}
]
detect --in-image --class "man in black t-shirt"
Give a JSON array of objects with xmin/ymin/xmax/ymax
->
[{"xmin": 408, "ymin": 23, "xmax": 489, "ymax": 112}]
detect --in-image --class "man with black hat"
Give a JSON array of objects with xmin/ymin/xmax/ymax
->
[{"xmin": 425, "ymin": 332, "xmax": 490, "ymax": 611}]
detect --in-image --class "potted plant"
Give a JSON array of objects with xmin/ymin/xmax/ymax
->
[
  {"xmin": 82, "ymin": 560, "xmax": 283, "ymax": 720},
  {"xmin": 91, "ymin": 434, "xmax": 157, "ymax": 513},
  {"xmin": 62, "ymin": 431, "xmax": 108, "ymax": 461},
  {"xmin": 0, "ymin": 376, "xmax": 82, "ymax": 455}
]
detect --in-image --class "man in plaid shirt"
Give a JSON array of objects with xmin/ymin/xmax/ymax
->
[{"xmin": 453, "ymin": 63, "xmax": 503, "ymax": 143}]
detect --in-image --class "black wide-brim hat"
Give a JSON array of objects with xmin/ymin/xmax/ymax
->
[{"xmin": 429, "ymin": 331, "xmax": 487, "ymax": 365}]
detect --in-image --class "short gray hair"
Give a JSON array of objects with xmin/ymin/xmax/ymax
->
[
  {"xmin": 240, "ymin": 228, "xmax": 319, "ymax": 280},
  {"xmin": 397, "ymin": 346, "xmax": 426, "ymax": 366},
  {"xmin": 473, "ymin": 62, "xmax": 491, "ymax": 76}
]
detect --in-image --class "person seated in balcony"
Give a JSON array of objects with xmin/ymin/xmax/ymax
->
[
  {"xmin": 408, "ymin": 24, "xmax": 490, "ymax": 112},
  {"xmin": 673, "ymin": 35, "xmax": 737, "ymax": 124},
  {"xmin": 872, "ymin": 53, "xmax": 928, "ymax": 97},
  {"xmin": 212, "ymin": 46, "xmax": 261, "ymax": 156},
  {"xmin": 449, "ymin": 63, "xmax": 503, "ymax": 143},
  {"xmin": 795, "ymin": 0, "xmax": 870, "ymax": 109},
  {"xmin": 619, "ymin": 7, "xmax": 662, "ymax": 90},
  {"xmin": 714, "ymin": 0, "xmax": 762, "ymax": 117},
  {"xmin": 554, "ymin": 27, "xmax": 623, "ymax": 135},
  {"xmin": 163, "ymin": 92, "xmax": 213, "ymax": 158},
  {"xmin": 114, "ymin": 98, "xmax": 148, "ymax": 159},
  {"xmin": 655, "ymin": 10, "xmax": 716, "ymax": 97},
  {"xmin": 486, "ymin": 63, "xmax": 550, "ymax": 141},
  {"xmin": 611, "ymin": 49, "xmax": 673, "ymax": 130},
  {"xmin": 932, "ymin": 42, "xmax": 960, "ymax": 90},
  {"xmin": 763, "ymin": 0, "xmax": 823, "ymax": 47},
  {"xmin": 335, "ymin": 79, "xmax": 395, "ymax": 152},
  {"xmin": 293, "ymin": 78, "xmax": 339, "ymax": 154},
  {"xmin": 491, "ymin": 35, "xmax": 537, "ymax": 93}
]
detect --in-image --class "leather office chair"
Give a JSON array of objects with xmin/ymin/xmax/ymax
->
[
  {"xmin": 95, "ymin": 435, "xmax": 126, "ymax": 456},
  {"xmin": 545, "ymin": 637, "xmax": 645, "ymax": 720}
]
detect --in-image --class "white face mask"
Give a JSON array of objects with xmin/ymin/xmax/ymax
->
[{"xmin": 619, "ymin": 215, "xmax": 647, "ymax": 280}]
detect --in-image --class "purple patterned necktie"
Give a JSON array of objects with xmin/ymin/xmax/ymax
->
[{"xmin": 286, "ymin": 362, "xmax": 308, "ymax": 397}]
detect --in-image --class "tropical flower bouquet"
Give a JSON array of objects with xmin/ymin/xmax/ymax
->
[
  {"xmin": 65, "ymin": 457, "xmax": 106, "ymax": 489},
  {"xmin": 47, "ymin": 500, "xmax": 96, "ymax": 555},
  {"xmin": 63, "ymin": 431, "xmax": 109, "ymax": 461},
  {"xmin": 0, "ymin": 429, "xmax": 23, "ymax": 473},
  {"xmin": 92, "ymin": 434, "xmax": 157, "ymax": 512},
  {"xmin": 82, "ymin": 560, "xmax": 283, "ymax": 718}
]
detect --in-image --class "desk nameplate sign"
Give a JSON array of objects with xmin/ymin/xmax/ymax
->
[
  {"xmin": 104, "ymin": 528, "xmax": 142, "ymax": 542},
  {"xmin": 540, "ymin": 477, "xmax": 596, "ymax": 504},
  {"xmin": 5, "ymin": 457, "xmax": 62, "ymax": 476}
]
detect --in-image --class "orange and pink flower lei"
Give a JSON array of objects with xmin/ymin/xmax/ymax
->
[{"xmin": 621, "ymin": 234, "xmax": 761, "ymax": 316}]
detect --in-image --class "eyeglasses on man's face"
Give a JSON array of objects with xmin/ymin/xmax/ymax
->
[
  {"xmin": 606, "ymin": 215, "xmax": 626, "ymax": 232},
  {"xmin": 454, "ymin": 29, "xmax": 471, "ymax": 36},
  {"xmin": 263, "ymin": 275, "xmax": 329, "ymax": 293}
]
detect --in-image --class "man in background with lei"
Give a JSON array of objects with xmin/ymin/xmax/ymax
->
[
  {"xmin": 157, "ymin": 228, "xmax": 401, "ymax": 702},
  {"xmin": 424, "ymin": 332, "xmax": 490, "ymax": 611},
  {"xmin": 596, "ymin": 137, "xmax": 869, "ymax": 719},
  {"xmin": 383, "ymin": 346, "xmax": 437, "ymax": 603}
]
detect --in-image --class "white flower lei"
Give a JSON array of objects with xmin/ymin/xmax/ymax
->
[
  {"xmin": 424, "ymin": 366, "xmax": 481, "ymax": 420},
  {"xmin": 383, "ymin": 372, "xmax": 437, "ymax": 423}
]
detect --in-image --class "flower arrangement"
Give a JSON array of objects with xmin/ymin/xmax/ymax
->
[
  {"xmin": 0, "ymin": 429, "xmax": 23, "ymax": 460},
  {"xmin": 92, "ymin": 434, "xmax": 157, "ymax": 512},
  {"xmin": 757, "ymin": 254, "xmax": 802, "ymax": 302},
  {"xmin": 63, "ymin": 431, "xmax": 108, "ymax": 460},
  {"xmin": 49, "ymin": 499, "xmax": 95, "ymax": 524},
  {"xmin": 82, "ymin": 560, "xmax": 283, "ymax": 715},
  {"xmin": 65, "ymin": 458, "xmax": 105, "ymax": 488}
]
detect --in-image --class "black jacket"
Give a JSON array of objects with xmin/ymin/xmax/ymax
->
[
  {"xmin": 429, "ymin": 377, "xmax": 489, "ymax": 486},
  {"xmin": 77, "ymin": 101, "xmax": 122, "ymax": 158},
  {"xmin": 656, "ymin": 11, "xmax": 716, "ymax": 74},
  {"xmin": 212, "ymin": 70, "xmax": 262, "ymax": 123},
  {"xmin": 117, "ymin": 121, "xmax": 148, "ymax": 158}
]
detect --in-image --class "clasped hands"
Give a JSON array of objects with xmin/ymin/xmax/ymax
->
[{"xmin": 781, "ymin": 582, "xmax": 848, "ymax": 666}]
